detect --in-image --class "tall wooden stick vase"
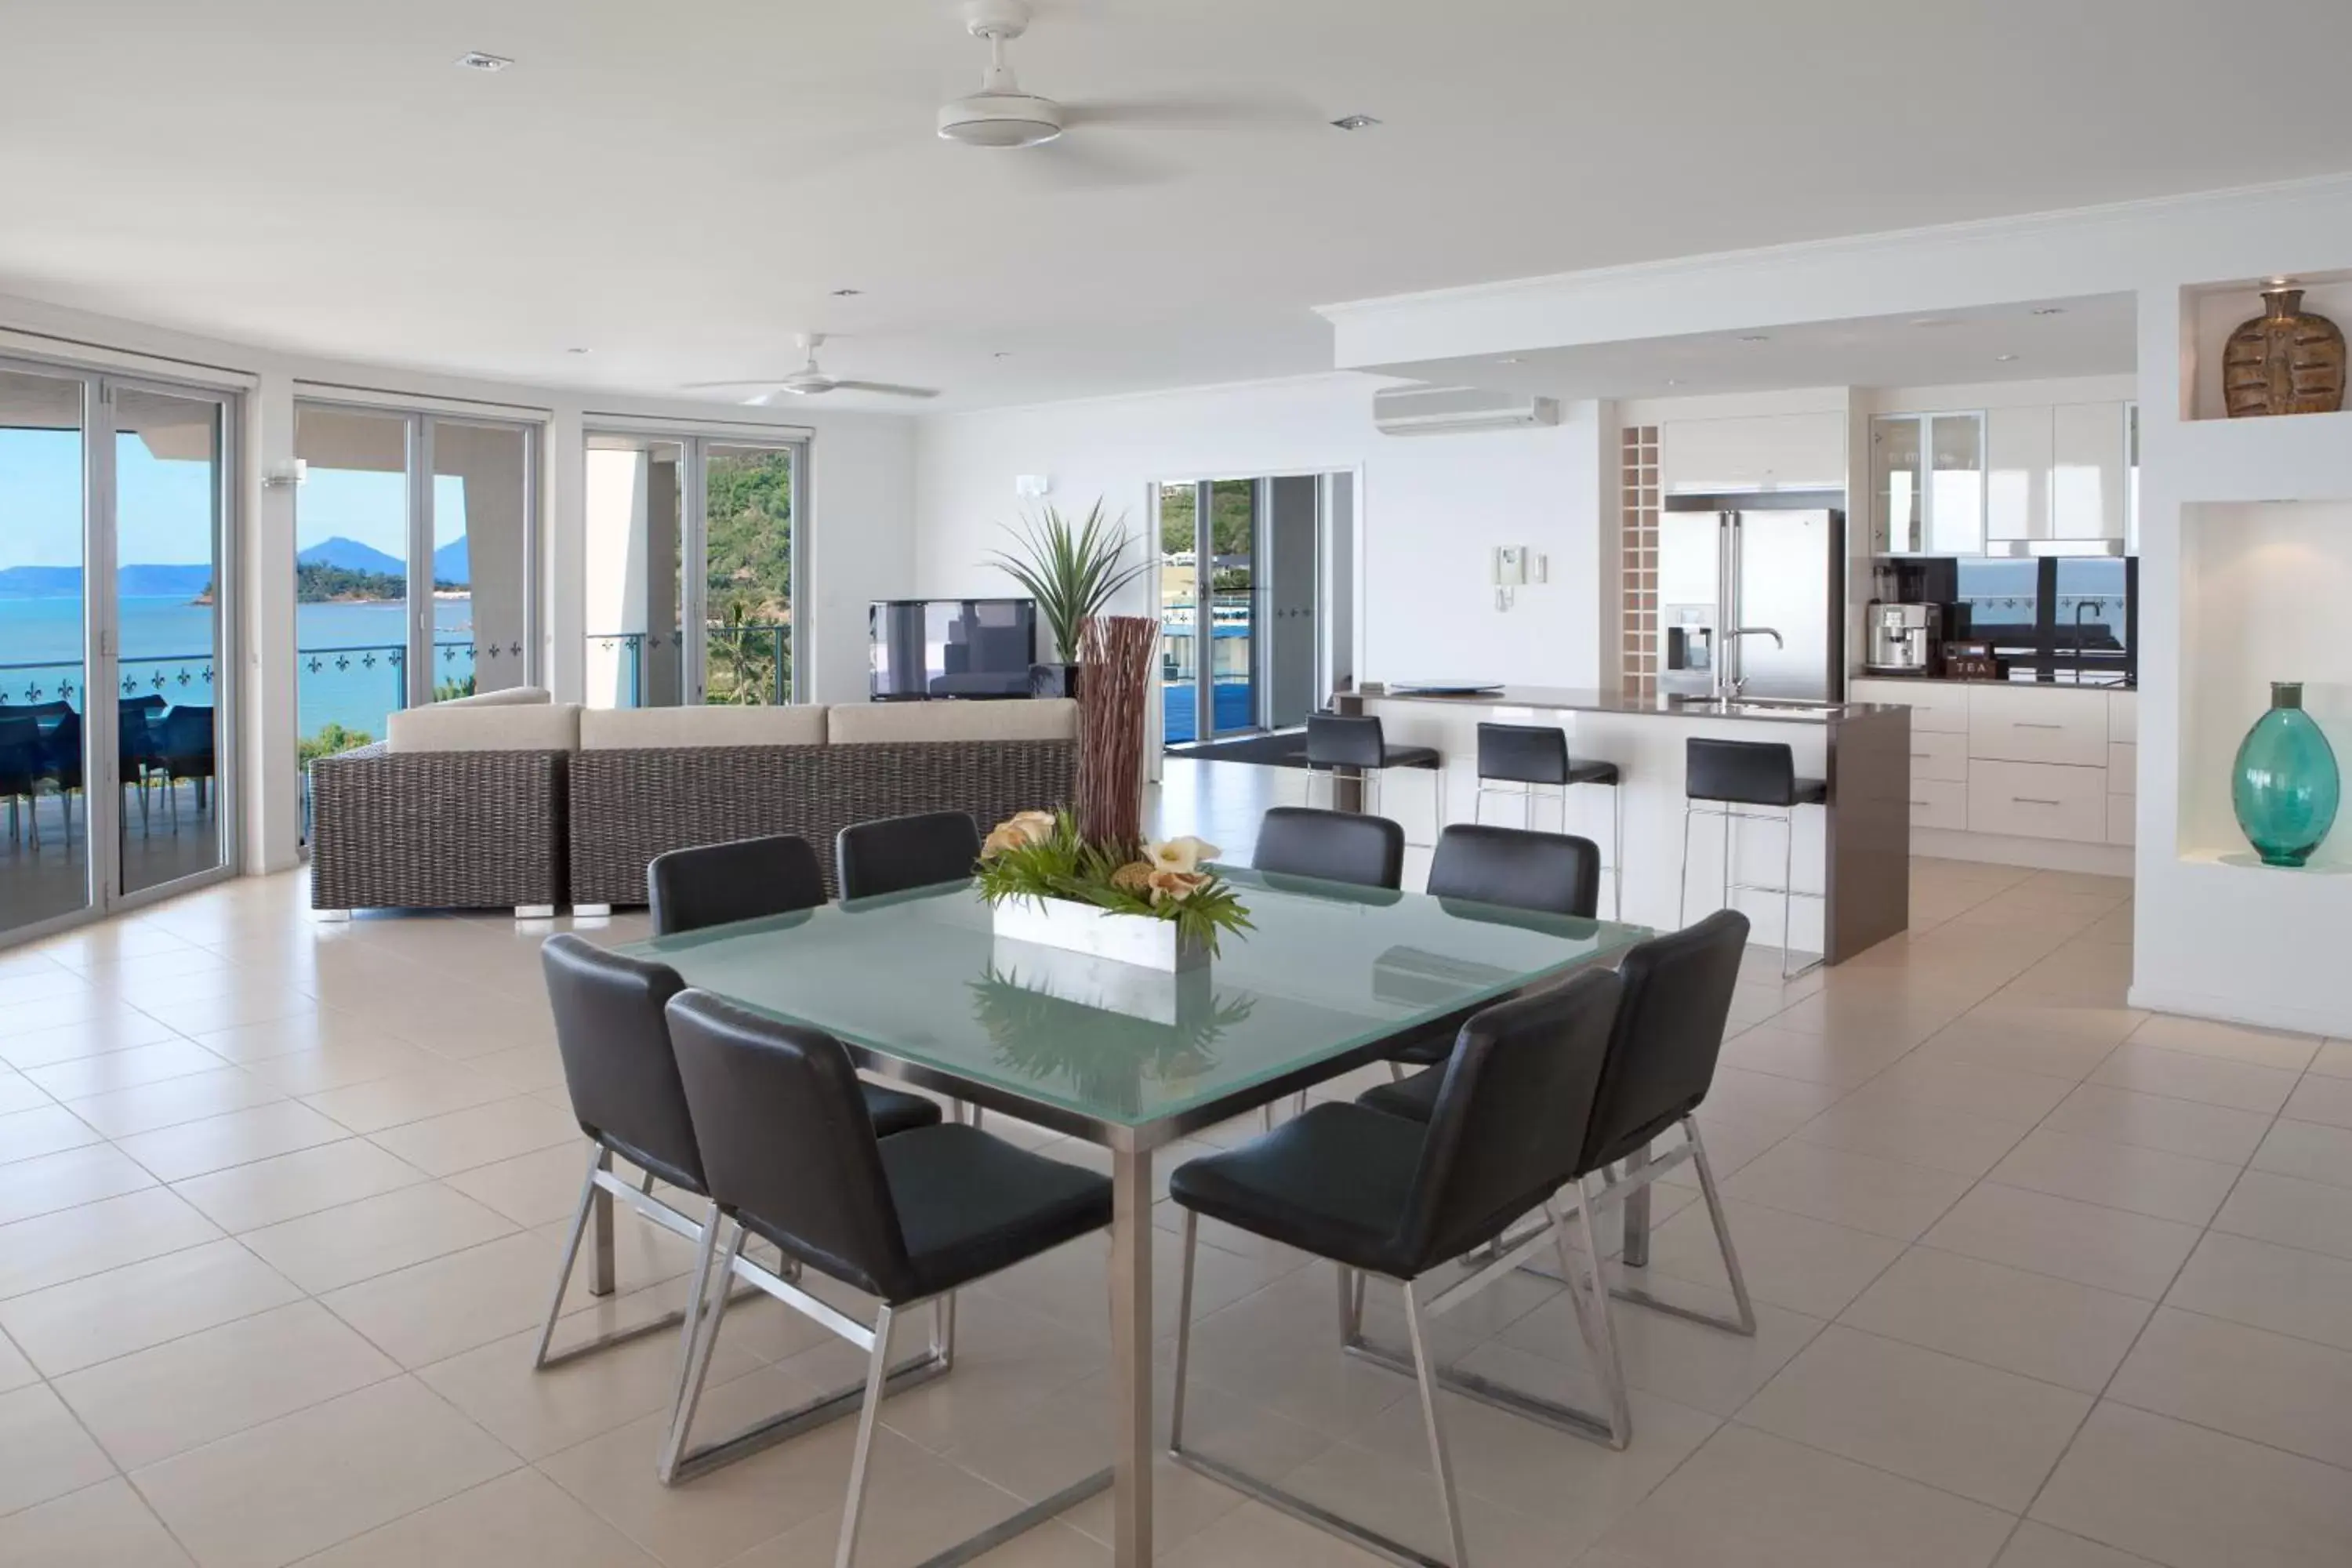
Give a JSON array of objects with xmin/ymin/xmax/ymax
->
[{"xmin": 1075, "ymin": 615, "xmax": 1156, "ymax": 851}]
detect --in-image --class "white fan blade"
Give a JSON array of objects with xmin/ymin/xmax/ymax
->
[
  {"xmin": 828, "ymin": 381, "xmax": 942, "ymax": 399},
  {"xmin": 680, "ymin": 378, "xmax": 802, "ymax": 389},
  {"xmin": 1013, "ymin": 137, "xmax": 1172, "ymax": 190},
  {"xmin": 1059, "ymin": 90, "xmax": 1319, "ymax": 130}
]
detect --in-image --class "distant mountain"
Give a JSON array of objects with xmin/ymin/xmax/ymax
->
[
  {"xmin": 0, "ymin": 564, "xmax": 215, "ymax": 600},
  {"xmin": 0, "ymin": 565, "xmax": 86, "ymax": 600},
  {"xmin": 431, "ymin": 536, "xmax": 468, "ymax": 586},
  {"xmin": 296, "ymin": 536, "xmax": 405, "ymax": 576}
]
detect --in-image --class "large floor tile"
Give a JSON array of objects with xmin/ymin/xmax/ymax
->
[
  {"xmin": 0, "ymin": 1140, "xmax": 157, "ymax": 1225},
  {"xmin": 2088, "ymin": 1044, "xmax": 2299, "ymax": 1116},
  {"xmin": 443, "ymin": 1140, "xmax": 601, "ymax": 1227},
  {"xmin": 0, "ymin": 1185, "xmax": 221, "ymax": 1300},
  {"xmin": 1987, "ymin": 1127, "xmax": 2242, "ymax": 1226},
  {"xmin": 1629, "ymin": 1196, "xmax": 1906, "ymax": 1319},
  {"xmin": 53, "ymin": 1300, "xmax": 398, "ymax": 1469},
  {"xmin": 1840, "ymin": 1056, "xmax": 2074, "ymax": 1126},
  {"xmin": 299, "ymin": 1063, "xmax": 510, "ymax": 1134},
  {"xmin": 2249, "ymin": 1116, "xmax": 2352, "ymax": 1190},
  {"xmin": 1839, "ymin": 1244, "xmax": 2153, "ymax": 1392},
  {"xmin": 0, "ymin": 1102, "xmax": 103, "ymax": 1165},
  {"xmin": 129, "ymin": 1376, "xmax": 519, "ymax": 1568},
  {"xmin": 0, "ymin": 1237, "xmax": 301, "ymax": 1377},
  {"xmin": 114, "ymin": 1100, "xmax": 347, "ymax": 1182},
  {"xmin": 2280, "ymin": 1073, "xmax": 2352, "ymax": 1131},
  {"xmin": 1735, "ymin": 1324, "xmax": 2092, "ymax": 1510},
  {"xmin": 1725, "ymin": 1140, "xmax": 1975, "ymax": 1240},
  {"xmin": 1488, "ymin": 1275, "xmax": 1824, "ymax": 1417},
  {"xmin": 0, "ymin": 1009, "xmax": 183, "ymax": 1071},
  {"xmin": 169, "ymin": 1138, "xmax": 429, "ymax": 1233},
  {"xmin": 1788, "ymin": 1094, "xmax": 2027, "ymax": 1178},
  {"xmin": 64, "ymin": 1068, "xmax": 288, "ymax": 1140},
  {"xmin": 2039, "ymin": 1083, "xmax": 2274, "ymax": 1165},
  {"xmin": 0, "ymin": 1476, "xmax": 195, "ymax": 1566},
  {"xmin": 2164, "ymin": 1230, "xmax": 2352, "ymax": 1352},
  {"xmin": 2125, "ymin": 1014, "xmax": 2322, "ymax": 1073},
  {"xmin": 2031, "ymin": 1401, "xmax": 2352, "ymax": 1568},
  {"xmin": 1919, "ymin": 1183, "xmax": 2203, "ymax": 1300},
  {"xmin": 0, "ymin": 1383, "xmax": 119, "ymax": 1516},
  {"xmin": 299, "ymin": 1468, "xmax": 655, "ymax": 1568},
  {"xmin": 418, "ymin": 1319, "xmax": 761, "ymax": 1461},
  {"xmin": 2108, "ymin": 1307, "xmax": 2352, "ymax": 1470},
  {"xmin": 1997, "ymin": 1522, "xmax": 2165, "ymax": 1567},
  {"xmin": 363, "ymin": 1095, "xmax": 577, "ymax": 1177},
  {"xmin": 239, "ymin": 1180, "xmax": 516, "ymax": 1293},
  {"xmin": 1580, "ymin": 1421, "xmax": 2013, "ymax": 1568},
  {"xmin": 25, "ymin": 1038, "xmax": 232, "ymax": 1101}
]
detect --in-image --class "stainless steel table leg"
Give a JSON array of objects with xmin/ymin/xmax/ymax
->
[
  {"xmin": 1620, "ymin": 1145, "xmax": 1651, "ymax": 1269},
  {"xmin": 1107, "ymin": 1145, "xmax": 1154, "ymax": 1568}
]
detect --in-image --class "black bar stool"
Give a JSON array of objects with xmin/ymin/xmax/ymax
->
[
  {"xmin": 1303, "ymin": 713, "xmax": 1443, "ymax": 843},
  {"xmin": 1473, "ymin": 722, "xmax": 1623, "ymax": 918},
  {"xmin": 1679, "ymin": 738, "xmax": 1827, "ymax": 979}
]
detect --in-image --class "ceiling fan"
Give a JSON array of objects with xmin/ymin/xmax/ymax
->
[{"xmin": 682, "ymin": 334, "xmax": 940, "ymax": 404}]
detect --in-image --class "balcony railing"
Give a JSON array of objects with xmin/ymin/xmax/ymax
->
[{"xmin": 586, "ymin": 622, "xmax": 790, "ymax": 708}]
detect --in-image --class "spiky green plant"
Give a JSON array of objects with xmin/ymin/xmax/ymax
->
[
  {"xmin": 986, "ymin": 500, "xmax": 1149, "ymax": 664},
  {"xmin": 974, "ymin": 809, "xmax": 1254, "ymax": 957}
]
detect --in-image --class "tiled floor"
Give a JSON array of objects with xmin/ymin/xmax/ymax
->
[{"xmin": 2, "ymin": 773, "xmax": 2350, "ymax": 1564}]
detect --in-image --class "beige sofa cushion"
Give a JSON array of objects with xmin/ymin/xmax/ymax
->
[
  {"xmin": 435, "ymin": 685, "xmax": 551, "ymax": 709},
  {"xmin": 579, "ymin": 705, "xmax": 829, "ymax": 750},
  {"xmin": 826, "ymin": 699, "xmax": 1078, "ymax": 745},
  {"xmin": 387, "ymin": 701, "xmax": 579, "ymax": 753}
]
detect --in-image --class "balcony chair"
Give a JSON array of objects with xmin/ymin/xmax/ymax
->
[
  {"xmin": 0, "ymin": 715, "xmax": 42, "ymax": 847},
  {"xmin": 1167, "ymin": 968, "xmax": 1624, "ymax": 1567},
  {"xmin": 660, "ymin": 989, "xmax": 1113, "ymax": 1563},
  {"xmin": 1352, "ymin": 909, "xmax": 1759, "ymax": 1450}
]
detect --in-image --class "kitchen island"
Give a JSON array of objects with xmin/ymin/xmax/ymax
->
[{"xmin": 1339, "ymin": 686, "xmax": 1911, "ymax": 965}]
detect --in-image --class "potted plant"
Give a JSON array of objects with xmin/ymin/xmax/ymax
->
[
  {"xmin": 986, "ymin": 501, "xmax": 1148, "ymax": 698},
  {"xmin": 975, "ymin": 809, "xmax": 1252, "ymax": 971}
]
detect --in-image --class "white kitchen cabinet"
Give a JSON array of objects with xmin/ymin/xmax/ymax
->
[
  {"xmin": 2107, "ymin": 795, "xmax": 2137, "ymax": 846},
  {"xmin": 1911, "ymin": 777, "xmax": 1970, "ymax": 831},
  {"xmin": 1969, "ymin": 760, "xmax": 2110, "ymax": 841},
  {"xmin": 1872, "ymin": 412, "xmax": 1984, "ymax": 554},
  {"xmin": 1665, "ymin": 412, "xmax": 1845, "ymax": 495},
  {"xmin": 1911, "ymin": 729, "xmax": 1969, "ymax": 782},
  {"xmin": 2052, "ymin": 402, "xmax": 2128, "ymax": 541},
  {"xmin": 2109, "ymin": 690, "xmax": 2138, "ymax": 744},
  {"xmin": 1985, "ymin": 405, "xmax": 2054, "ymax": 543},
  {"xmin": 1968, "ymin": 684, "xmax": 2111, "ymax": 768}
]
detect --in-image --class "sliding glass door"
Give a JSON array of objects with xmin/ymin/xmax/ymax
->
[
  {"xmin": 292, "ymin": 404, "xmax": 536, "ymax": 819},
  {"xmin": 0, "ymin": 359, "xmax": 236, "ymax": 945},
  {"xmin": 583, "ymin": 430, "xmax": 802, "ymax": 707}
]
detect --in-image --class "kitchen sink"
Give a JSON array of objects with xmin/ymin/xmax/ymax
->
[{"xmin": 1667, "ymin": 695, "xmax": 1841, "ymax": 715}]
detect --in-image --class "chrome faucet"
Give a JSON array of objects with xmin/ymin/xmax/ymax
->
[{"xmin": 1717, "ymin": 626, "xmax": 1784, "ymax": 698}]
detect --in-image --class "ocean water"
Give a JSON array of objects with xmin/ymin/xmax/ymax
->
[{"xmin": 0, "ymin": 595, "xmax": 481, "ymax": 743}]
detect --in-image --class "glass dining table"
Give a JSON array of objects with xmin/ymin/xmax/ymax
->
[{"xmin": 622, "ymin": 866, "xmax": 1649, "ymax": 1568}]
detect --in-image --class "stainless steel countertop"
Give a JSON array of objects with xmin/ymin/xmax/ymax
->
[{"xmin": 1355, "ymin": 686, "xmax": 1902, "ymax": 726}]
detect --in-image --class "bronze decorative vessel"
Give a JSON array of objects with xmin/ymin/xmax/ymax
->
[{"xmin": 2223, "ymin": 286, "xmax": 2347, "ymax": 417}]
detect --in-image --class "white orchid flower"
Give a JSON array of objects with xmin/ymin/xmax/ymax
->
[{"xmin": 1145, "ymin": 836, "xmax": 1220, "ymax": 876}]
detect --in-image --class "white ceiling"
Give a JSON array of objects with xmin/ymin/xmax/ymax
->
[
  {"xmin": 4, "ymin": 1, "xmax": 2351, "ymax": 412},
  {"xmin": 1395, "ymin": 294, "xmax": 2142, "ymax": 404}
]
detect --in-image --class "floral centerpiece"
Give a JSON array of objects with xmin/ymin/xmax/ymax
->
[{"xmin": 976, "ymin": 809, "xmax": 1252, "ymax": 971}]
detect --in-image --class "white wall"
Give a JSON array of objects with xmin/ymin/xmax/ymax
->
[
  {"xmin": 911, "ymin": 372, "xmax": 1609, "ymax": 691},
  {"xmin": 0, "ymin": 290, "xmax": 918, "ymax": 879}
]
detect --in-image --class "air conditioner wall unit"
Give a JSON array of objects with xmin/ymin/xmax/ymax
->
[{"xmin": 1373, "ymin": 383, "xmax": 1561, "ymax": 437}]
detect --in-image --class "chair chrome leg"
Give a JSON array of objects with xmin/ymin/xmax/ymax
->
[
  {"xmin": 1677, "ymin": 802, "xmax": 1696, "ymax": 927},
  {"xmin": 659, "ymin": 1225, "xmax": 744, "ymax": 1484},
  {"xmin": 1573, "ymin": 1178, "xmax": 1634, "ymax": 1450},
  {"xmin": 1720, "ymin": 804, "xmax": 1734, "ymax": 919},
  {"xmin": 1610, "ymin": 782, "xmax": 1625, "ymax": 922},
  {"xmin": 1618, "ymin": 1145, "xmax": 1651, "ymax": 1269},
  {"xmin": 932, "ymin": 1290, "xmax": 957, "ymax": 1370},
  {"xmin": 590, "ymin": 1151, "xmax": 617, "ymax": 1298},
  {"xmin": 659, "ymin": 1206, "xmax": 727, "ymax": 1429},
  {"xmin": 533, "ymin": 1143, "xmax": 605, "ymax": 1369},
  {"xmin": 1401, "ymin": 1283, "xmax": 1468, "ymax": 1568},
  {"xmin": 1168, "ymin": 1209, "xmax": 1199, "ymax": 1454},
  {"xmin": 1688, "ymin": 1118, "xmax": 1759, "ymax": 1334},
  {"xmin": 1780, "ymin": 806, "xmax": 1797, "ymax": 980},
  {"xmin": 833, "ymin": 1303, "xmax": 897, "ymax": 1568}
]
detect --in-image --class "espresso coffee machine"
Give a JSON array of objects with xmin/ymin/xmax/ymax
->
[{"xmin": 1866, "ymin": 601, "xmax": 1943, "ymax": 675}]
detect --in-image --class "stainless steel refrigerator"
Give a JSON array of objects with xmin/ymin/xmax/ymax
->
[{"xmin": 1655, "ymin": 493, "xmax": 1845, "ymax": 701}]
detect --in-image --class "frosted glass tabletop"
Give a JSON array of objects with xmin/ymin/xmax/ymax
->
[{"xmin": 619, "ymin": 869, "xmax": 1648, "ymax": 1147}]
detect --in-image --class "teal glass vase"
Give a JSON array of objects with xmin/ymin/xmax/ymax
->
[{"xmin": 2232, "ymin": 682, "xmax": 2340, "ymax": 868}]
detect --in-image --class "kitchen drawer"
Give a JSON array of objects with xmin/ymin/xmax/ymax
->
[
  {"xmin": 1909, "ymin": 729, "xmax": 1969, "ymax": 782},
  {"xmin": 1969, "ymin": 686, "xmax": 2110, "ymax": 767},
  {"xmin": 2110, "ymin": 691, "xmax": 2139, "ymax": 744},
  {"xmin": 2107, "ymin": 793, "xmax": 2137, "ymax": 846},
  {"xmin": 1968, "ymin": 760, "xmax": 2108, "ymax": 841},
  {"xmin": 2108, "ymin": 742, "xmax": 2136, "ymax": 796},
  {"xmin": 1852, "ymin": 678, "xmax": 1969, "ymax": 734},
  {"xmin": 1909, "ymin": 777, "xmax": 1969, "ymax": 831}
]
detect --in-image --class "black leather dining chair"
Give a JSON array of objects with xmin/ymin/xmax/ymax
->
[
  {"xmin": 1167, "ymin": 969, "xmax": 1623, "ymax": 1568},
  {"xmin": 1353, "ymin": 909, "xmax": 1759, "ymax": 1449},
  {"xmin": 1251, "ymin": 804, "xmax": 1406, "ymax": 890},
  {"xmin": 835, "ymin": 809, "xmax": 982, "ymax": 899},
  {"xmin": 0, "ymin": 715, "xmax": 44, "ymax": 846},
  {"xmin": 660, "ymin": 990, "xmax": 1113, "ymax": 1559},
  {"xmin": 1383, "ymin": 823, "xmax": 1605, "ymax": 1075},
  {"xmin": 648, "ymin": 834, "xmax": 827, "ymax": 936},
  {"xmin": 535, "ymin": 938, "xmax": 940, "ymax": 1408}
]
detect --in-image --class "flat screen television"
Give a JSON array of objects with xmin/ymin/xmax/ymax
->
[{"xmin": 869, "ymin": 598, "xmax": 1038, "ymax": 699}]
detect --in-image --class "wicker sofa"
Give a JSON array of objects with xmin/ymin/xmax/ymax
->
[
  {"xmin": 564, "ymin": 698, "xmax": 1078, "ymax": 909},
  {"xmin": 309, "ymin": 692, "xmax": 1078, "ymax": 916},
  {"xmin": 309, "ymin": 688, "xmax": 575, "ymax": 917}
]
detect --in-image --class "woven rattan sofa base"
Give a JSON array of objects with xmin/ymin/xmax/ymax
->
[
  {"xmin": 310, "ymin": 743, "xmax": 569, "ymax": 911},
  {"xmin": 566, "ymin": 738, "xmax": 1077, "ymax": 906}
]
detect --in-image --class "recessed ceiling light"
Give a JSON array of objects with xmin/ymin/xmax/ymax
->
[
  {"xmin": 1665, "ymin": 379, "xmax": 1682, "ymax": 387},
  {"xmin": 2030, "ymin": 306, "xmax": 2066, "ymax": 316},
  {"xmin": 1330, "ymin": 114, "xmax": 1382, "ymax": 132},
  {"xmin": 830, "ymin": 288, "xmax": 863, "ymax": 297},
  {"xmin": 1497, "ymin": 356, "xmax": 1525, "ymax": 365},
  {"xmin": 1995, "ymin": 353, "xmax": 2020, "ymax": 362},
  {"xmin": 455, "ymin": 51, "xmax": 513, "ymax": 72},
  {"xmin": 564, "ymin": 347, "xmax": 592, "ymax": 355},
  {"xmin": 1737, "ymin": 334, "xmax": 1770, "ymax": 343},
  {"xmin": 992, "ymin": 350, "xmax": 1013, "ymax": 359}
]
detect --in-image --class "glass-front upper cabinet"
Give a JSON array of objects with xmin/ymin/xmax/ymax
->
[{"xmin": 1872, "ymin": 412, "xmax": 1984, "ymax": 555}]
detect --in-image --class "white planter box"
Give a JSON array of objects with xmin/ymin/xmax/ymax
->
[{"xmin": 989, "ymin": 895, "xmax": 1208, "ymax": 972}]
